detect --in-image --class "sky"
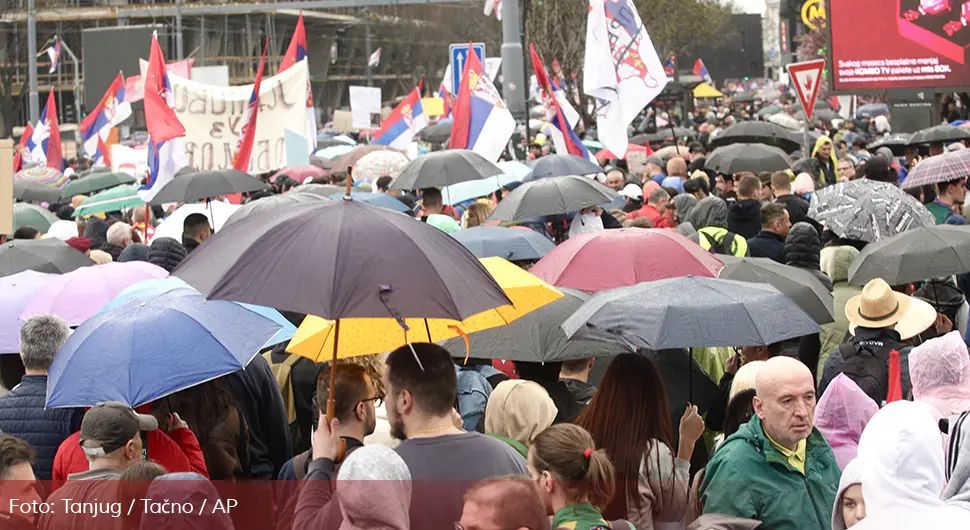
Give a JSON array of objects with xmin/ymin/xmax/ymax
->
[{"xmin": 721, "ymin": 0, "xmax": 767, "ymax": 15}]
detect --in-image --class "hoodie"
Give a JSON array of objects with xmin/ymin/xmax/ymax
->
[
  {"xmin": 672, "ymin": 194, "xmax": 698, "ymax": 225},
  {"xmin": 815, "ymin": 374, "xmax": 879, "ymax": 470},
  {"xmin": 689, "ymin": 196, "xmax": 729, "ymax": 229},
  {"xmin": 832, "ymin": 458, "xmax": 866, "ymax": 530},
  {"xmin": 727, "ymin": 199, "xmax": 762, "ymax": 239},
  {"xmin": 484, "ymin": 379, "xmax": 557, "ymax": 455},
  {"xmin": 819, "ymin": 246, "xmax": 862, "ymax": 371}
]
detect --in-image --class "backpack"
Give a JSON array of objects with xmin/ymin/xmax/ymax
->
[
  {"xmin": 838, "ymin": 343, "xmax": 890, "ymax": 404},
  {"xmin": 701, "ymin": 230, "xmax": 738, "ymax": 256},
  {"xmin": 455, "ymin": 366, "xmax": 492, "ymax": 431},
  {"xmin": 263, "ymin": 351, "xmax": 302, "ymax": 449}
]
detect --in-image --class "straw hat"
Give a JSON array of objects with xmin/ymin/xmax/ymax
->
[{"xmin": 845, "ymin": 278, "xmax": 912, "ymax": 329}]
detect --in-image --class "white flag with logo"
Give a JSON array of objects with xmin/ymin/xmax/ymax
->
[{"xmin": 584, "ymin": 0, "xmax": 667, "ymax": 158}]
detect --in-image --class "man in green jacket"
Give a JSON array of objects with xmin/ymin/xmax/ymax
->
[{"xmin": 701, "ymin": 356, "xmax": 840, "ymax": 530}]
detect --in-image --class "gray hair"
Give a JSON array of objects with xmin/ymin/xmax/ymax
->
[
  {"xmin": 648, "ymin": 188, "xmax": 670, "ymax": 205},
  {"xmin": 106, "ymin": 223, "xmax": 133, "ymax": 246},
  {"xmin": 20, "ymin": 314, "xmax": 71, "ymax": 371}
]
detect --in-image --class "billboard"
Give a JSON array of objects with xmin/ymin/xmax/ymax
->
[{"xmin": 830, "ymin": 0, "xmax": 970, "ymax": 91}]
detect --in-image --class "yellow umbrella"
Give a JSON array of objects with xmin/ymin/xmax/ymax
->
[
  {"xmin": 286, "ymin": 256, "xmax": 564, "ymax": 362},
  {"xmin": 693, "ymin": 82, "xmax": 724, "ymax": 99}
]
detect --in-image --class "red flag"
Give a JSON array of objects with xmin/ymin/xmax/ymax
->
[
  {"xmin": 97, "ymin": 136, "xmax": 112, "ymax": 168},
  {"xmin": 449, "ymin": 43, "xmax": 479, "ymax": 150},
  {"xmin": 279, "ymin": 13, "xmax": 307, "ymax": 73},
  {"xmin": 144, "ymin": 32, "xmax": 185, "ymax": 143},
  {"xmin": 233, "ymin": 41, "xmax": 269, "ymax": 172},
  {"xmin": 886, "ymin": 349, "xmax": 903, "ymax": 403},
  {"xmin": 530, "ymin": 43, "xmax": 586, "ymax": 158},
  {"xmin": 13, "ymin": 122, "xmax": 33, "ymax": 172},
  {"xmin": 44, "ymin": 90, "xmax": 62, "ymax": 171}
]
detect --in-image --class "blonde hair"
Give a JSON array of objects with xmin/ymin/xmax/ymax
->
[
  {"xmin": 730, "ymin": 361, "xmax": 765, "ymax": 401},
  {"xmin": 88, "ymin": 250, "xmax": 113, "ymax": 265},
  {"xmin": 339, "ymin": 353, "xmax": 387, "ymax": 395},
  {"xmin": 464, "ymin": 202, "xmax": 493, "ymax": 228},
  {"xmin": 531, "ymin": 423, "xmax": 616, "ymax": 510}
]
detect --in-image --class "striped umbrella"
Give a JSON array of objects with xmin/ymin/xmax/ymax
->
[
  {"xmin": 15, "ymin": 167, "xmax": 66, "ymax": 188},
  {"xmin": 900, "ymin": 148, "xmax": 970, "ymax": 189},
  {"xmin": 73, "ymin": 184, "xmax": 145, "ymax": 218}
]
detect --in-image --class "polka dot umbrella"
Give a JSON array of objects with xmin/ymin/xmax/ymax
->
[{"xmin": 352, "ymin": 150, "xmax": 410, "ymax": 182}]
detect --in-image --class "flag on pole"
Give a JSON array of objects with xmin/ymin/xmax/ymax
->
[
  {"xmin": 138, "ymin": 31, "xmax": 186, "ymax": 202},
  {"xmin": 80, "ymin": 72, "xmax": 131, "ymax": 158},
  {"xmin": 584, "ymin": 0, "xmax": 668, "ymax": 158},
  {"xmin": 449, "ymin": 43, "xmax": 516, "ymax": 162},
  {"xmin": 693, "ymin": 58, "xmax": 713, "ymax": 85},
  {"xmin": 663, "ymin": 55, "xmax": 676, "ymax": 77},
  {"xmin": 372, "ymin": 87, "xmax": 427, "ymax": 149},
  {"xmin": 47, "ymin": 41, "xmax": 61, "ymax": 74},
  {"xmin": 436, "ymin": 78, "xmax": 453, "ymax": 118},
  {"xmin": 13, "ymin": 123, "xmax": 34, "ymax": 172},
  {"xmin": 484, "ymin": 0, "xmax": 502, "ymax": 19},
  {"xmin": 279, "ymin": 12, "xmax": 316, "ymax": 153},
  {"xmin": 233, "ymin": 41, "xmax": 269, "ymax": 173},
  {"xmin": 30, "ymin": 91, "xmax": 62, "ymax": 170},
  {"xmin": 93, "ymin": 137, "xmax": 112, "ymax": 168},
  {"xmin": 368, "ymin": 48, "xmax": 383, "ymax": 68},
  {"xmin": 530, "ymin": 43, "xmax": 591, "ymax": 160}
]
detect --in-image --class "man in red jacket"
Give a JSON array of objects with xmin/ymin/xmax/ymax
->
[{"xmin": 630, "ymin": 187, "xmax": 672, "ymax": 228}]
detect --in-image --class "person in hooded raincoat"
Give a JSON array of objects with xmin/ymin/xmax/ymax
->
[
  {"xmin": 910, "ymin": 331, "xmax": 970, "ymax": 423},
  {"xmin": 818, "ymin": 245, "xmax": 862, "ymax": 375},
  {"xmin": 832, "ymin": 458, "xmax": 867, "ymax": 530},
  {"xmin": 814, "ymin": 374, "xmax": 879, "ymax": 471},
  {"xmin": 688, "ymin": 196, "xmax": 749, "ymax": 257},
  {"xmin": 812, "ymin": 136, "xmax": 838, "ymax": 187}
]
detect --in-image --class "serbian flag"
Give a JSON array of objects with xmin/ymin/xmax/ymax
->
[
  {"xmin": 436, "ymin": 80, "xmax": 453, "ymax": 118},
  {"xmin": 373, "ymin": 88, "xmax": 427, "ymax": 149},
  {"xmin": 693, "ymin": 58, "xmax": 713, "ymax": 85},
  {"xmin": 530, "ymin": 44, "xmax": 590, "ymax": 160},
  {"xmin": 280, "ymin": 13, "xmax": 316, "ymax": 152},
  {"xmin": 13, "ymin": 123, "xmax": 34, "ymax": 172},
  {"xmin": 449, "ymin": 43, "xmax": 516, "ymax": 162},
  {"xmin": 47, "ymin": 41, "xmax": 61, "ymax": 74},
  {"xmin": 30, "ymin": 91, "xmax": 62, "ymax": 170},
  {"xmin": 80, "ymin": 72, "xmax": 131, "ymax": 158},
  {"xmin": 234, "ymin": 42, "xmax": 269, "ymax": 172},
  {"xmin": 138, "ymin": 31, "xmax": 186, "ymax": 202},
  {"xmin": 93, "ymin": 137, "xmax": 112, "ymax": 168}
]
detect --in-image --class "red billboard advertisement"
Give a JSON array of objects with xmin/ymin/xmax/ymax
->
[{"xmin": 831, "ymin": 0, "xmax": 970, "ymax": 91}]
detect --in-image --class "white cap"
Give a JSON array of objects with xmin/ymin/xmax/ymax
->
[{"xmin": 619, "ymin": 183, "xmax": 643, "ymax": 200}]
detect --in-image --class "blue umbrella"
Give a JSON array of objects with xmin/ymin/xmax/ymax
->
[
  {"xmin": 328, "ymin": 192, "xmax": 410, "ymax": 213},
  {"xmin": 450, "ymin": 226, "xmax": 554, "ymax": 261},
  {"xmin": 496, "ymin": 160, "xmax": 532, "ymax": 180},
  {"xmin": 47, "ymin": 290, "xmax": 281, "ymax": 408},
  {"xmin": 101, "ymin": 277, "xmax": 297, "ymax": 348},
  {"xmin": 523, "ymin": 154, "xmax": 603, "ymax": 182},
  {"xmin": 441, "ymin": 174, "xmax": 522, "ymax": 205},
  {"xmin": 315, "ymin": 144, "xmax": 355, "ymax": 159}
]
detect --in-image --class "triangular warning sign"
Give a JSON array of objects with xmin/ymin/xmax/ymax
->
[{"xmin": 787, "ymin": 59, "xmax": 826, "ymax": 123}]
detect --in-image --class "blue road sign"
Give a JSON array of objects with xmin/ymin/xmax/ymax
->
[{"xmin": 450, "ymin": 42, "xmax": 485, "ymax": 93}]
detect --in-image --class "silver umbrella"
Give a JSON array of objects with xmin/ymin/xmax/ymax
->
[
  {"xmin": 489, "ymin": 176, "xmax": 618, "ymax": 222},
  {"xmin": 808, "ymin": 179, "xmax": 935, "ymax": 242}
]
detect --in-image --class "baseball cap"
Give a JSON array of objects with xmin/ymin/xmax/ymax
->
[
  {"xmin": 620, "ymin": 183, "xmax": 643, "ymax": 200},
  {"xmin": 79, "ymin": 402, "xmax": 158, "ymax": 457}
]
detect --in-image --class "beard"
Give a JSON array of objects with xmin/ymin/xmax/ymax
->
[{"xmin": 389, "ymin": 415, "xmax": 407, "ymax": 440}]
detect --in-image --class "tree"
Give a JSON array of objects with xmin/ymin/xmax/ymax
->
[{"xmin": 0, "ymin": 3, "xmax": 24, "ymax": 137}]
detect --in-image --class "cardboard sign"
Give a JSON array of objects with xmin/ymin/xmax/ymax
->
[{"xmin": 349, "ymin": 86, "xmax": 383, "ymax": 129}]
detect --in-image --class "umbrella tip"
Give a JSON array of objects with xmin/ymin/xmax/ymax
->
[{"xmin": 344, "ymin": 172, "xmax": 353, "ymax": 199}]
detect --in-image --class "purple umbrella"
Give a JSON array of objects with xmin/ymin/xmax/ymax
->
[
  {"xmin": 21, "ymin": 262, "xmax": 169, "ymax": 326},
  {"xmin": 0, "ymin": 271, "xmax": 57, "ymax": 353}
]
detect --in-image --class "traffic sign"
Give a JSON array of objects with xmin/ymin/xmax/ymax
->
[
  {"xmin": 450, "ymin": 43, "xmax": 485, "ymax": 95},
  {"xmin": 786, "ymin": 59, "xmax": 826, "ymax": 122}
]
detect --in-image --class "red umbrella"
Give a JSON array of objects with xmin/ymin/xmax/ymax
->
[
  {"xmin": 595, "ymin": 143, "xmax": 652, "ymax": 163},
  {"xmin": 271, "ymin": 165, "xmax": 327, "ymax": 184},
  {"xmin": 530, "ymin": 228, "xmax": 724, "ymax": 292}
]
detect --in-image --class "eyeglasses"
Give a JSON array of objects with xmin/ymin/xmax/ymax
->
[{"xmin": 360, "ymin": 394, "xmax": 384, "ymax": 408}]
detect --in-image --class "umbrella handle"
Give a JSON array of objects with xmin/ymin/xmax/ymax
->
[{"xmin": 326, "ymin": 320, "xmax": 347, "ymax": 462}]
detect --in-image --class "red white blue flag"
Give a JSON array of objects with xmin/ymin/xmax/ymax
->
[{"xmin": 234, "ymin": 41, "xmax": 269, "ymax": 172}]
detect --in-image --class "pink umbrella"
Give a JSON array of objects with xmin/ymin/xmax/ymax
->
[
  {"xmin": 271, "ymin": 165, "xmax": 327, "ymax": 184},
  {"xmin": 21, "ymin": 262, "xmax": 169, "ymax": 326},
  {"xmin": 530, "ymin": 228, "xmax": 724, "ymax": 292}
]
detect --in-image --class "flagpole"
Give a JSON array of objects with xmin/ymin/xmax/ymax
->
[{"xmin": 27, "ymin": 0, "xmax": 40, "ymax": 123}]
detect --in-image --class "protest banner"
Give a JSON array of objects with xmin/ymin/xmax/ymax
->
[
  {"xmin": 349, "ymin": 86, "xmax": 382, "ymax": 129},
  {"xmin": 111, "ymin": 143, "xmax": 149, "ymax": 178}
]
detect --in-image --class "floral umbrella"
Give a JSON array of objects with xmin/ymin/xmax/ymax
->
[
  {"xmin": 352, "ymin": 150, "xmax": 411, "ymax": 182},
  {"xmin": 15, "ymin": 166, "xmax": 66, "ymax": 188}
]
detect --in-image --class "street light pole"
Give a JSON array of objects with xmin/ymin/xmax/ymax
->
[
  {"xmin": 500, "ymin": 0, "xmax": 526, "ymax": 121},
  {"xmin": 175, "ymin": 0, "xmax": 184, "ymax": 59},
  {"xmin": 27, "ymin": 0, "xmax": 40, "ymax": 123}
]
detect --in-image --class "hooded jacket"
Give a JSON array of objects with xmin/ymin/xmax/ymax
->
[
  {"xmin": 785, "ymin": 222, "xmax": 833, "ymax": 291},
  {"xmin": 832, "ymin": 458, "xmax": 865, "ymax": 530},
  {"xmin": 99, "ymin": 242, "xmax": 125, "ymax": 262},
  {"xmin": 83, "ymin": 217, "xmax": 108, "ymax": 249},
  {"xmin": 118, "ymin": 243, "xmax": 150, "ymax": 263},
  {"xmin": 672, "ymin": 194, "xmax": 697, "ymax": 225},
  {"xmin": 944, "ymin": 410, "xmax": 970, "ymax": 510},
  {"xmin": 819, "ymin": 246, "xmax": 862, "ymax": 368},
  {"xmin": 814, "ymin": 374, "xmax": 879, "ymax": 471},
  {"xmin": 727, "ymin": 199, "xmax": 762, "ymax": 239},
  {"xmin": 485, "ymin": 380, "xmax": 557, "ymax": 455},
  {"xmin": 911, "ymin": 331, "xmax": 970, "ymax": 421},
  {"xmin": 337, "ymin": 446, "xmax": 412, "ymax": 530},
  {"xmin": 812, "ymin": 136, "xmax": 838, "ymax": 186},
  {"xmin": 688, "ymin": 197, "xmax": 749, "ymax": 257}
]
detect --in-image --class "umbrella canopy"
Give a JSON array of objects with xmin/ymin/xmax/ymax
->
[
  {"xmin": 271, "ymin": 165, "xmax": 326, "ymax": 184},
  {"xmin": 317, "ymin": 138, "xmax": 355, "ymax": 149},
  {"xmin": 353, "ymin": 150, "xmax": 411, "ymax": 181},
  {"xmin": 46, "ymin": 290, "xmax": 281, "ymax": 408},
  {"xmin": 295, "ymin": 183, "xmax": 346, "ymax": 197},
  {"xmin": 441, "ymin": 174, "xmax": 522, "ymax": 205},
  {"xmin": 315, "ymin": 144, "xmax": 355, "ymax": 159},
  {"xmin": 450, "ymin": 226, "xmax": 555, "ymax": 261},
  {"xmin": 907, "ymin": 124, "xmax": 970, "ymax": 145},
  {"xmin": 795, "ymin": 108, "xmax": 840, "ymax": 123},
  {"xmin": 655, "ymin": 127, "xmax": 695, "ymax": 140},
  {"xmin": 153, "ymin": 201, "xmax": 241, "ymax": 241},
  {"xmin": 333, "ymin": 145, "xmax": 404, "ymax": 171},
  {"xmin": 523, "ymin": 154, "xmax": 603, "ymax": 181},
  {"xmin": 717, "ymin": 255, "xmax": 835, "ymax": 324},
  {"xmin": 848, "ymin": 225, "xmax": 970, "ymax": 286},
  {"xmin": 285, "ymin": 257, "xmax": 562, "ymax": 360},
  {"xmin": 308, "ymin": 155, "xmax": 334, "ymax": 171},
  {"xmin": 59, "ymin": 172, "xmax": 136, "ymax": 199},
  {"xmin": 441, "ymin": 287, "xmax": 633, "ymax": 363},
  {"xmin": 15, "ymin": 166, "xmax": 66, "ymax": 188},
  {"xmin": 13, "ymin": 203, "xmax": 58, "ymax": 232},
  {"xmin": 21, "ymin": 261, "xmax": 169, "ymax": 326},
  {"xmin": 0, "ymin": 239, "xmax": 95, "ymax": 277},
  {"xmin": 708, "ymin": 122, "xmax": 801, "ymax": 152},
  {"xmin": 223, "ymin": 192, "xmax": 329, "ymax": 229},
  {"xmin": 758, "ymin": 105, "xmax": 784, "ymax": 117},
  {"xmin": 148, "ymin": 169, "xmax": 268, "ymax": 205},
  {"xmin": 653, "ymin": 145, "xmax": 692, "ymax": 161},
  {"xmin": 489, "ymin": 176, "xmax": 619, "ymax": 222},
  {"xmin": 705, "ymin": 143, "xmax": 793, "ymax": 175},
  {"xmin": 328, "ymin": 192, "xmax": 410, "ymax": 213},
  {"xmin": 496, "ymin": 160, "xmax": 532, "ymax": 180},
  {"xmin": 768, "ymin": 113, "xmax": 801, "ymax": 130},
  {"xmin": 857, "ymin": 103, "xmax": 890, "ymax": 118},
  {"xmin": 582, "ymin": 139, "xmax": 606, "ymax": 152},
  {"xmin": 561, "ymin": 276, "xmax": 822, "ymax": 350},
  {"xmin": 417, "ymin": 120, "xmax": 453, "ymax": 144},
  {"xmin": 72, "ymin": 184, "xmax": 144, "ymax": 218},
  {"xmin": 0, "ymin": 271, "xmax": 56, "ymax": 353},
  {"xmin": 531, "ymin": 228, "xmax": 725, "ymax": 292},
  {"xmin": 808, "ymin": 179, "xmax": 935, "ymax": 242},
  {"xmin": 900, "ymin": 147, "xmax": 970, "ymax": 189},
  {"xmin": 390, "ymin": 149, "xmax": 502, "ymax": 190},
  {"xmin": 629, "ymin": 132, "xmax": 659, "ymax": 146},
  {"xmin": 13, "ymin": 181, "xmax": 61, "ymax": 203},
  {"xmin": 868, "ymin": 134, "xmax": 912, "ymax": 157}
]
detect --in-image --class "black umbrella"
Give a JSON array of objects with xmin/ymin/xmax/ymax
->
[
  {"xmin": 848, "ymin": 225, "xmax": 970, "ymax": 286},
  {"xmin": 708, "ymin": 122, "xmax": 801, "ymax": 152},
  {"xmin": 488, "ymin": 176, "xmax": 619, "ymax": 222},
  {"xmin": 868, "ymin": 134, "xmax": 913, "ymax": 157},
  {"xmin": 795, "ymin": 108, "xmax": 840, "ymax": 123},
  {"xmin": 717, "ymin": 255, "xmax": 835, "ymax": 324},
  {"xmin": 389, "ymin": 149, "xmax": 501, "ymax": 190},
  {"xmin": 655, "ymin": 127, "xmax": 695, "ymax": 140},
  {"xmin": 223, "ymin": 192, "xmax": 330, "ymax": 229},
  {"xmin": 857, "ymin": 103, "xmax": 890, "ymax": 119},
  {"xmin": 60, "ymin": 172, "xmax": 136, "ymax": 199},
  {"xmin": 907, "ymin": 124, "xmax": 970, "ymax": 145},
  {"xmin": 295, "ymin": 183, "xmax": 346, "ymax": 197},
  {"xmin": 417, "ymin": 121, "xmax": 453, "ymax": 144},
  {"xmin": 704, "ymin": 143, "xmax": 792, "ymax": 175},
  {"xmin": 630, "ymin": 132, "xmax": 661, "ymax": 146},
  {"xmin": 13, "ymin": 181, "xmax": 62, "ymax": 203},
  {"xmin": 147, "ymin": 169, "xmax": 268, "ymax": 205},
  {"xmin": 316, "ymin": 138, "xmax": 354, "ymax": 150},
  {"xmin": 524, "ymin": 154, "xmax": 603, "ymax": 181},
  {"xmin": 0, "ymin": 239, "xmax": 94, "ymax": 277}
]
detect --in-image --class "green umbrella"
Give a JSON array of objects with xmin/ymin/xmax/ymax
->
[
  {"xmin": 73, "ymin": 184, "xmax": 145, "ymax": 218},
  {"xmin": 757, "ymin": 105, "xmax": 784, "ymax": 117},
  {"xmin": 60, "ymin": 172, "xmax": 136, "ymax": 199},
  {"xmin": 582, "ymin": 139, "xmax": 605, "ymax": 153},
  {"xmin": 13, "ymin": 203, "xmax": 58, "ymax": 233}
]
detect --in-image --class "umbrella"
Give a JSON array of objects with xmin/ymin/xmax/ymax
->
[
  {"xmin": 705, "ymin": 143, "xmax": 792, "ymax": 175},
  {"xmin": 440, "ymin": 174, "xmax": 522, "ymax": 205},
  {"xmin": 848, "ymin": 225, "xmax": 970, "ymax": 286},
  {"xmin": 450, "ymin": 226, "xmax": 555, "ymax": 261},
  {"xmin": 561, "ymin": 276, "xmax": 822, "ymax": 350},
  {"xmin": 717, "ymin": 255, "xmax": 835, "ymax": 324},
  {"xmin": 59, "ymin": 172, "xmax": 136, "ymax": 199},
  {"xmin": 868, "ymin": 134, "xmax": 912, "ymax": 157},
  {"xmin": 271, "ymin": 165, "xmax": 326, "ymax": 184},
  {"xmin": 441, "ymin": 287, "xmax": 633, "ymax": 363},
  {"xmin": 531, "ymin": 228, "xmax": 724, "ymax": 292},
  {"xmin": 654, "ymin": 127, "xmax": 695, "ymax": 140},
  {"xmin": 333, "ymin": 145, "xmax": 404, "ymax": 172},
  {"xmin": 795, "ymin": 108, "xmax": 840, "ymax": 123},
  {"xmin": 0, "ymin": 239, "xmax": 95, "ymax": 277},
  {"xmin": 21, "ymin": 261, "xmax": 169, "ymax": 326},
  {"xmin": 352, "ymin": 150, "xmax": 411, "ymax": 181},
  {"xmin": 147, "ymin": 169, "xmax": 268, "ymax": 205},
  {"xmin": 630, "ymin": 132, "xmax": 660, "ymax": 146},
  {"xmin": 45, "ymin": 290, "xmax": 281, "ymax": 408},
  {"xmin": 72, "ymin": 184, "xmax": 144, "ymax": 218},
  {"xmin": 488, "ymin": 176, "xmax": 619, "ymax": 222},
  {"xmin": 653, "ymin": 145, "xmax": 692, "ymax": 161},
  {"xmin": 900, "ymin": 147, "xmax": 970, "ymax": 189},
  {"xmin": 333, "ymin": 134, "xmax": 357, "ymax": 145},
  {"xmin": 315, "ymin": 144, "xmax": 355, "ymax": 159},
  {"xmin": 0, "ymin": 271, "xmax": 56, "ymax": 353},
  {"xmin": 582, "ymin": 140, "xmax": 605, "ymax": 153},
  {"xmin": 308, "ymin": 155, "xmax": 334, "ymax": 171},
  {"xmin": 417, "ymin": 120, "xmax": 453, "ymax": 144},
  {"xmin": 907, "ymin": 124, "xmax": 970, "ymax": 145},
  {"xmin": 790, "ymin": 129, "xmax": 822, "ymax": 150},
  {"xmin": 101, "ymin": 277, "xmax": 298, "ymax": 348},
  {"xmin": 13, "ymin": 203, "xmax": 58, "ymax": 232},
  {"xmin": 223, "ymin": 192, "xmax": 329, "ymax": 229},
  {"xmin": 285, "ymin": 257, "xmax": 562, "ymax": 360},
  {"xmin": 153, "ymin": 201, "xmax": 241, "ymax": 241},
  {"xmin": 295, "ymin": 183, "xmax": 346, "ymax": 197},
  {"xmin": 15, "ymin": 166, "xmax": 66, "ymax": 188},
  {"xmin": 857, "ymin": 103, "xmax": 890, "ymax": 118},
  {"xmin": 317, "ymin": 138, "xmax": 355, "ymax": 149},
  {"xmin": 808, "ymin": 179, "xmax": 935, "ymax": 242},
  {"xmin": 523, "ymin": 154, "xmax": 603, "ymax": 181},
  {"xmin": 595, "ymin": 144, "xmax": 650, "ymax": 163},
  {"xmin": 328, "ymin": 192, "xmax": 410, "ymax": 213},
  {"xmin": 757, "ymin": 105, "xmax": 784, "ymax": 117},
  {"xmin": 768, "ymin": 113, "xmax": 801, "ymax": 130},
  {"xmin": 390, "ymin": 149, "xmax": 502, "ymax": 190},
  {"xmin": 13, "ymin": 181, "xmax": 61, "ymax": 203},
  {"xmin": 496, "ymin": 160, "xmax": 532, "ymax": 180},
  {"xmin": 708, "ymin": 122, "xmax": 801, "ymax": 152}
]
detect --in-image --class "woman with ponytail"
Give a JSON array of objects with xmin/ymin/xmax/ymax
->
[{"xmin": 529, "ymin": 423, "xmax": 632, "ymax": 530}]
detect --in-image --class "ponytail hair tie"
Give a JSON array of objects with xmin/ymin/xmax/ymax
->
[{"xmin": 583, "ymin": 448, "xmax": 594, "ymax": 460}]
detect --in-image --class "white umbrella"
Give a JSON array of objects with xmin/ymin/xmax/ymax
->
[
  {"xmin": 768, "ymin": 112, "xmax": 801, "ymax": 131},
  {"xmin": 153, "ymin": 201, "xmax": 240, "ymax": 241}
]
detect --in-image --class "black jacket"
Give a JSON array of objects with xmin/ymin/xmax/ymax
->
[
  {"xmin": 225, "ymin": 354, "xmax": 293, "ymax": 478},
  {"xmin": 819, "ymin": 327, "xmax": 914, "ymax": 401},
  {"xmin": 100, "ymin": 243, "xmax": 125, "ymax": 262},
  {"xmin": 0, "ymin": 375, "xmax": 83, "ymax": 480},
  {"xmin": 727, "ymin": 199, "xmax": 762, "ymax": 239},
  {"xmin": 560, "ymin": 378, "xmax": 597, "ymax": 408},
  {"xmin": 182, "ymin": 236, "xmax": 201, "ymax": 254},
  {"xmin": 148, "ymin": 237, "xmax": 188, "ymax": 273},
  {"xmin": 269, "ymin": 342, "xmax": 322, "ymax": 455},
  {"xmin": 817, "ymin": 156, "xmax": 837, "ymax": 186},
  {"xmin": 785, "ymin": 222, "xmax": 833, "ymax": 291},
  {"xmin": 746, "ymin": 230, "xmax": 787, "ymax": 263},
  {"xmin": 774, "ymin": 194, "xmax": 810, "ymax": 226}
]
